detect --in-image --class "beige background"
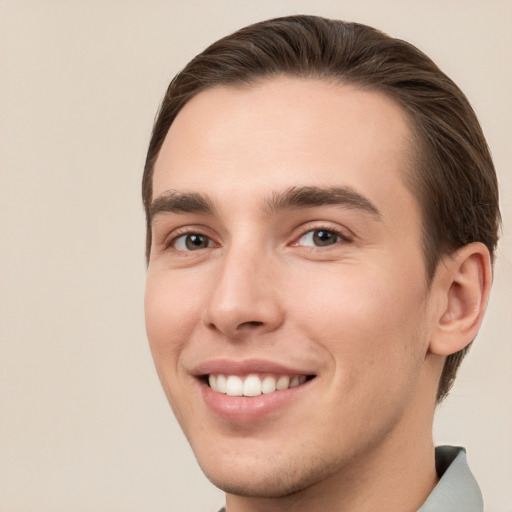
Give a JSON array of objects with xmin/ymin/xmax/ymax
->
[{"xmin": 1, "ymin": 1, "xmax": 511, "ymax": 511}]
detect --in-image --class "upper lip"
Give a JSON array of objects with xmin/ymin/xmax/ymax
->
[{"xmin": 192, "ymin": 358, "xmax": 315, "ymax": 377}]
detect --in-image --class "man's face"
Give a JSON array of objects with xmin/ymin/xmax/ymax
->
[{"xmin": 145, "ymin": 78, "xmax": 439, "ymax": 497}]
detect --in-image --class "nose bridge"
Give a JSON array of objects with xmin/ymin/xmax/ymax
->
[{"xmin": 203, "ymin": 234, "xmax": 282, "ymax": 336}]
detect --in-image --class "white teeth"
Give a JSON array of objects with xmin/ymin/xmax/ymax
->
[
  {"xmin": 208, "ymin": 373, "xmax": 308, "ymax": 396},
  {"xmin": 276, "ymin": 375, "xmax": 290, "ymax": 390},
  {"xmin": 216, "ymin": 374, "xmax": 227, "ymax": 393},
  {"xmin": 243, "ymin": 375, "xmax": 262, "ymax": 397},
  {"xmin": 261, "ymin": 376, "xmax": 277, "ymax": 394},
  {"xmin": 226, "ymin": 375, "xmax": 243, "ymax": 396}
]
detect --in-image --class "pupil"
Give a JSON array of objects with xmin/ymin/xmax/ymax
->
[
  {"xmin": 186, "ymin": 234, "xmax": 208, "ymax": 250},
  {"xmin": 313, "ymin": 230, "xmax": 336, "ymax": 246}
]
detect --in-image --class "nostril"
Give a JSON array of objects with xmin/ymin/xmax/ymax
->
[{"xmin": 238, "ymin": 321, "xmax": 264, "ymax": 329}]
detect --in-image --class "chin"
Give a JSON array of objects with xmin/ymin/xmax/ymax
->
[
  {"xmin": 203, "ymin": 469, "xmax": 310, "ymax": 499},
  {"xmin": 196, "ymin": 450, "xmax": 334, "ymax": 499}
]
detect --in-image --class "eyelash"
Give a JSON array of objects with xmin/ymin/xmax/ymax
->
[
  {"xmin": 163, "ymin": 226, "xmax": 216, "ymax": 252},
  {"xmin": 292, "ymin": 226, "xmax": 352, "ymax": 248},
  {"xmin": 164, "ymin": 224, "xmax": 352, "ymax": 253}
]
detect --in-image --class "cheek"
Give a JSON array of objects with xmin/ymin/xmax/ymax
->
[
  {"xmin": 291, "ymin": 263, "xmax": 428, "ymax": 374},
  {"xmin": 144, "ymin": 273, "xmax": 199, "ymax": 368},
  {"xmin": 293, "ymin": 267, "xmax": 430, "ymax": 440},
  {"xmin": 144, "ymin": 273, "xmax": 203, "ymax": 426}
]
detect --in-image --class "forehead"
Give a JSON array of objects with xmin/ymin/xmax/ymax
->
[{"xmin": 153, "ymin": 77, "xmax": 418, "ymax": 219}]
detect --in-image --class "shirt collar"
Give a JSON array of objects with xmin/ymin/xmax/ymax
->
[{"xmin": 418, "ymin": 446, "xmax": 483, "ymax": 512}]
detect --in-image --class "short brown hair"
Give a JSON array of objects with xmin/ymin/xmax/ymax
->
[{"xmin": 142, "ymin": 15, "xmax": 500, "ymax": 402}]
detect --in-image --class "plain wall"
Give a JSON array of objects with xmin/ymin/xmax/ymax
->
[{"xmin": 1, "ymin": 1, "xmax": 511, "ymax": 511}]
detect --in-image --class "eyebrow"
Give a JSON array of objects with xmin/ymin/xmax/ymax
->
[
  {"xmin": 262, "ymin": 186, "xmax": 382, "ymax": 218},
  {"xmin": 150, "ymin": 190, "xmax": 215, "ymax": 221},
  {"xmin": 150, "ymin": 185, "xmax": 381, "ymax": 222}
]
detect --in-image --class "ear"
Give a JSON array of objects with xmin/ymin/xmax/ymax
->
[{"xmin": 429, "ymin": 242, "xmax": 492, "ymax": 356}]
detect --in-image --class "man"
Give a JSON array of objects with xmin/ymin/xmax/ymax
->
[{"xmin": 142, "ymin": 15, "xmax": 500, "ymax": 512}]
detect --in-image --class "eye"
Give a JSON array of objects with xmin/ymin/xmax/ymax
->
[
  {"xmin": 173, "ymin": 233, "xmax": 215, "ymax": 251},
  {"xmin": 296, "ymin": 229, "xmax": 346, "ymax": 247}
]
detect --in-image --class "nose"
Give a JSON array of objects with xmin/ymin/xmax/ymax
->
[{"xmin": 202, "ymin": 244, "xmax": 284, "ymax": 339}]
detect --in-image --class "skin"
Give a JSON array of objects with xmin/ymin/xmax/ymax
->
[{"xmin": 145, "ymin": 77, "xmax": 491, "ymax": 512}]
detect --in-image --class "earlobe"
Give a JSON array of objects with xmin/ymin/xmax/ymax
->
[{"xmin": 429, "ymin": 243, "xmax": 492, "ymax": 356}]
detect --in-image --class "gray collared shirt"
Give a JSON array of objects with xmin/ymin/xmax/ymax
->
[
  {"xmin": 218, "ymin": 446, "xmax": 482, "ymax": 512},
  {"xmin": 419, "ymin": 445, "xmax": 483, "ymax": 512}
]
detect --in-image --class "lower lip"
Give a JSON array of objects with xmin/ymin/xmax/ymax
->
[{"xmin": 200, "ymin": 379, "xmax": 312, "ymax": 422}]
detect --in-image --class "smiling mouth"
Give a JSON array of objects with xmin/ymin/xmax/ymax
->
[{"xmin": 206, "ymin": 373, "xmax": 314, "ymax": 397}]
